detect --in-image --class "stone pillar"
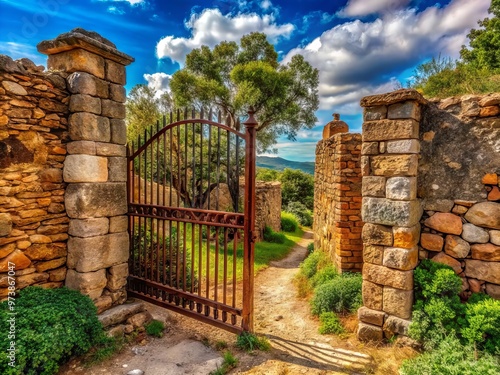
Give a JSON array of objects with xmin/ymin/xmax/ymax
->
[
  {"xmin": 357, "ymin": 90, "xmax": 425, "ymax": 341},
  {"xmin": 38, "ymin": 29, "xmax": 134, "ymax": 313}
]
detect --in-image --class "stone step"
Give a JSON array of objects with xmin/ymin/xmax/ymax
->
[{"xmin": 98, "ymin": 299, "xmax": 145, "ymax": 328}]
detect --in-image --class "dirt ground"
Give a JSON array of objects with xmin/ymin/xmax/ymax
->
[{"xmin": 60, "ymin": 230, "xmax": 416, "ymax": 375}]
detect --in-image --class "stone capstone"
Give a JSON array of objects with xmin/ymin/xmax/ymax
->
[
  {"xmin": 362, "ymin": 198, "xmax": 423, "ymax": 227},
  {"xmin": 47, "ymin": 49, "xmax": 105, "ymax": 78},
  {"xmin": 65, "ymin": 182, "xmax": 127, "ymax": 219},
  {"xmin": 465, "ymin": 202, "xmax": 500, "ymax": 230}
]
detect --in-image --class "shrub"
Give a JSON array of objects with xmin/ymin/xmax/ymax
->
[
  {"xmin": 462, "ymin": 297, "xmax": 500, "ymax": 354},
  {"xmin": 311, "ymin": 265, "xmax": 339, "ymax": 288},
  {"xmin": 280, "ymin": 212, "xmax": 299, "ymax": 232},
  {"xmin": 236, "ymin": 332, "xmax": 271, "ymax": 352},
  {"xmin": 306, "ymin": 242, "xmax": 314, "ymax": 254},
  {"xmin": 285, "ymin": 201, "xmax": 313, "ymax": 227},
  {"xmin": 0, "ymin": 287, "xmax": 107, "ymax": 375},
  {"xmin": 145, "ymin": 319, "xmax": 165, "ymax": 338},
  {"xmin": 310, "ymin": 273, "xmax": 362, "ymax": 316},
  {"xmin": 263, "ymin": 226, "xmax": 286, "ymax": 244},
  {"xmin": 300, "ymin": 251, "xmax": 322, "ymax": 279},
  {"xmin": 318, "ymin": 312, "xmax": 345, "ymax": 335}
]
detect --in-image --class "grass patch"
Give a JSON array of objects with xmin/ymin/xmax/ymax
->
[
  {"xmin": 319, "ymin": 312, "xmax": 345, "ymax": 335},
  {"xmin": 236, "ymin": 332, "xmax": 271, "ymax": 352},
  {"xmin": 280, "ymin": 211, "xmax": 299, "ymax": 232},
  {"xmin": 145, "ymin": 319, "xmax": 165, "ymax": 338},
  {"xmin": 209, "ymin": 351, "xmax": 239, "ymax": 375}
]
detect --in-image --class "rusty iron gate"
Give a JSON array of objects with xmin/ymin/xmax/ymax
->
[{"xmin": 127, "ymin": 108, "xmax": 257, "ymax": 333}]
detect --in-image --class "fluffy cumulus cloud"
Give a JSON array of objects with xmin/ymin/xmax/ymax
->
[
  {"xmin": 284, "ymin": 0, "xmax": 490, "ymax": 113},
  {"xmin": 144, "ymin": 72, "xmax": 172, "ymax": 97},
  {"xmin": 342, "ymin": 0, "xmax": 411, "ymax": 17},
  {"xmin": 156, "ymin": 8, "xmax": 294, "ymax": 65}
]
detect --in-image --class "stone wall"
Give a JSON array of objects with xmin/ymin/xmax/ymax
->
[
  {"xmin": 314, "ymin": 122, "xmax": 363, "ymax": 272},
  {"xmin": 0, "ymin": 57, "xmax": 70, "ymax": 298}
]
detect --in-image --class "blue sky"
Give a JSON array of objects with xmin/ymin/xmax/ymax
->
[{"xmin": 0, "ymin": 0, "xmax": 491, "ymax": 161}]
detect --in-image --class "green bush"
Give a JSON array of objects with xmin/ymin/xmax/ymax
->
[
  {"xmin": 280, "ymin": 212, "xmax": 298, "ymax": 232},
  {"xmin": 462, "ymin": 298, "xmax": 500, "ymax": 354},
  {"xmin": 0, "ymin": 287, "xmax": 107, "ymax": 375},
  {"xmin": 306, "ymin": 242, "xmax": 314, "ymax": 254},
  {"xmin": 263, "ymin": 226, "xmax": 286, "ymax": 244},
  {"xmin": 236, "ymin": 332, "xmax": 270, "ymax": 352},
  {"xmin": 300, "ymin": 251, "xmax": 323, "ymax": 279},
  {"xmin": 400, "ymin": 334, "xmax": 500, "ymax": 375},
  {"xmin": 310, "ymin": 273, "xmax": 362, "ymax": 316},
  {"xmin": 285, "ymin": 201, "xmax": 313, "ymax": 227},
  {"xmin": 310, "ymin": 265, "xmax": 338, "ymax": 288},
  {"xmin": 318, "ymin": 312, "xmax": 344, "ymax": 335},
  {"xmin": 145, "ymin": 319, "xmax": 165, "ymax": 338}
]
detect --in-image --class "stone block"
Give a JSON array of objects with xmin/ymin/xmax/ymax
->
[
  {"xmin": 362, "ymin": 197, "xmax": 423, "ymax": 227},
  {"xmin": 485, "ymin": 283, "xmax": 500, "ymax": 299},
  {"xmin": 66, "ymin": 269, "xmax": 107, "ymax": 299},
  {"xmin": 35, "ymin": 257, "xmax": 66, "ymax": 272},
  {"xmin": 362, "ymin": 176, "xmax": 385, "ymax": 197},
  {"xmin": 362, "ymin": 119, "xmax": 419, "ymax": 142},
  {"xmin": 393, "ymin": 224, "xmax": 420, "ymax": 249},
  {"xmin": 491, "ymin": 230, "xmax": 500, "ymax": 246},
  {"xmin": 370, "ymin": 154, "xmax": 418, "ymax": 176},
  {"xmin": 388, "ymin": 101, "xmax": 421, "ymax": 121},
  {"xmin": 363, "ymin": 106, "xmax": 387, "ymax": 121},
  {"xmin": 48, "ymin": 49, "xmax": 105, "ymax": 78},
  {"xmin": 66, "ymin": 140, "xmax": 97, "ymax": 155},
  {"xmin": 363, "ymin": 263, "xmax": 413, "ymax": 290},
  {"xmin": 422, "ymin": 199, "xmax": 455, "ymax": 213},
  {"xmin": 39, "ymin": 168, "xmax": 63, "ymax": 183},
  {"xmin": 69, "ymin": 113, "xmax": 110, "ymax": 142},
  {"xmin": 383, "ymin": 315, "xmax": 411, "ymax": 338},
  {"xmin": 107, "ymin": 262, "xmax": 128, "ymax": 291},
  {"xmin": 108, "ymin": 157, "xmax": 127, "ymax": 182},
  {"xmin": 465, "ymin": 202, "xmax": 500, "ymax": 230},
  {"xmin": 363, "ymin": 280, "xmax": 383, "ymax": 310},
  {"xmin": 101, "ymin": 99, "xmax": 125, "ymax": 119},
  {"xmin": 69, "ymin": 94, "xmax": 101, "ymax": 114},
  {"xmin": 105, "ymin": 59, "xmax": 126, "ymax": 84},
  {"xmin": 0, "ymin": 250, "xmax": 31, "ymax": 272},
  {"xmin": 67, "ymin": 232, "xmax": 129, "ymax": 272},
  {"xmin": 127, "ymin": 311, "xmax": 153, "ymax": 328},
  {"xmin": 96, "ymin": 142, "xmax": 126, "ymax": 156},
  {"xmin": 0, "ymin": 213, "xmax": 12, "ymax": 237},
  {"xmin": 383, "ymin": 247, "xmax": 418, "ymax": 271},
  {"xmin": 462, "ymin": 223, "xmax": 489, "ymax": 243},
  {"xmin": 2, "ymin": 81, "xmax": 28, "ymax": 95},
  {"xmin": 358, "ymin": 306, "xmax": 386, "ymax": 326},
  {"xmin": 98, "ymin": 300, "xmax": 145, "ymax": 328},
  {"xmin": 362, "ymin": 142, "xmax": 379, "ymax": 155},
  {"xmin": 109, "ymin": 215, "xmax": 128, "ymax": 233},
  {"xmin": 110, "ymin": 119, "xmax": 127, "ymax": 145},
  {"xmin": 64, "ymin": 154, "xmax": 108, "ymax": 182},
  {"xmin": 65, "ymin": 182, "xmax": 127, "ymax": 219},
  {"xmin": 357, "ymin": 322, "xmax": 383, "ymax": 342},
  {"xmin": 0, "ymin": 244, "xmax": 15, "ymax": 258},
  {"xmin": 432, "ymin": 252, "xmax": 462, "ymax": 273},
  {"xmin": 363, "ymin": 244, "xmax": 384, "ymax": 265},
  {"xmin": 94, "ymin": 295, "xmax": 113, "ymax": 314},
  {"xmin": 68, "ymin": 217, "xmax": 109, "ymax": 237},
  {"xmin": 421, "ymin": 233, "xmax": 444, "ymax": 251},
  {"xmin": 444, "ymin": 235, "xmax": 470, "ymax": 259},
  {"xmin": 386, "ymin": 139, "xmax": 420, "ymax": 154},
  {"xmin": 471, "ymin": 243, "xmax": 500, "ymax": 261},
  {"xmin": 424, "ymin": 212, "xmax": 463, "ymax": 235},
  {"xmin": 465, "ymin": 260, "xmax": 500, "ymax": 284},
  {"xmin": 383, "ymin": 287, "xmax": 413, "ymax": 319},
  {"xmin": 386, "ymin": 177, "xmax": 416, "ymax": 200},
  {"xmin": 24, "ymin": 243, "xmax": 66, "ymax": 261},
  {"xmin": 67, "ymin": 72, "xmax": 104, "ymax": 96},
  {"xmin": 362, "ymin": 223, "xmax": 393, "ymax": 246},
  {"xmin": 16, "ymin": 272, "xmax": 49, "ymax": 289},
  {"xmin": 48, "ymin": 267, "xmax": 67, "ymax": 281},
  {"xmin": 109, "ymin": 83, "xmax": 126, "ymax": 103}
]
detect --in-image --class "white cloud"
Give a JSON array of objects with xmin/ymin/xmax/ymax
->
[
  {"xmin": 342, "ymin": 0, "xmax": 411, "ymax": 17},
  {"xmin": 156, "ymin": 8, "xmax": 294, "ymax": 65},
  {"xmin": 284, "ymin": 0, "xmax": 490, "ymax": 112},
  {"xmin": 260, "ymin": 0, "xmax": 272, "ymax": 10},
  {"xmin": 107, "ymin": 6, "xmax": 125, "ymax": 15},
  {"xmin": 144, "ymin": 72, "xmax": 172, "ymax": 98},
  {"xmin": 99, "ymin": 0, "xmax": 145, "ymax": 5}
]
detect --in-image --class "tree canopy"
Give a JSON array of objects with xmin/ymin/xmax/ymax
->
[{"xmin": 169, "ymin": 32, "xmax": 319, "ymax": 153}]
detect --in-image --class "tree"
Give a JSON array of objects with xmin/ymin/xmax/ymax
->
[
  {"xmin": 460, "ymin": 0, "xmax": 500, "ymax": 70},
  {"xmin": 280, "ymin": 168, "xmax": 314, "ymax": 210},
  {"xmin": 170, "ymin": 32, "xmax": 319, "ymax": 152}
]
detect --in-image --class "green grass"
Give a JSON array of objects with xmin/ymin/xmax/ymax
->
[
  {"xmin": 236, "ymin": 332, "xmax": 271, "ymax": 352},
  {"xmin": 145, "ymin": 319, "xmax": 165, "ymax": 338}
]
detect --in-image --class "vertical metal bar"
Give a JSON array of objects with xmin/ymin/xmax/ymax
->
[
  {"xmin": 182, "ymin": 221, "xmax": 187, "ymax": 293},
  {"xmin": 226, "ymin": 130, "xmax": 230, "ymax": 210},
  {"xmin": 205, "ymin": 224, "xmax": 210, "ymax": 317},
  {"xmin": 235, "ymin": 133, "xmax": 240, "ymax": 212},
  {"xmin": 127, "ymin": 144, "xmax": 134, "ymax": 287},
  {"xmin": 155, "ymin": 121, "xmax": 160, "ymax": 284},
  {"xmin": 207, "ymin": 123, "xmax": 212, "ymax": 209},
  {"xmin": 198, "ymin": 224, "xmax": 202, "ymax": 298},
  {"xmin": 169, "ymin": 126, "xmax": 173, "ymax": 286},
  {"xmin": 150, "ymin": 128, "xmax": 154, "ymax": 284},
  {"xmin": 176, "ymin": 124, "xmax": 181, "ymax": 208},
  {"xmin": 214, "ymin": 226, "xmax": 219, "ymax": 303},
  {"xmin": 222, "ymin": 227, "xmax": 228, "ymax": 323},
  {"xmin": 200, "ymin": 122, "xmax": 203, "ymax": 208},
  {"xmin": 184, "ymin": 123, "xmax": 188, "ymax": 208},
  {"xmin": 191, "ymin": 119, "xmax": 195, "ymax": 208},
  {"xmin": 162, "ymin": 116, "xmax": 167, "ymax": 286},
  {"xmin": 232, "ymin": 231, "xmax": 237, "ymax": 309},
  {"xmin": 190, "ymin": 223, "xmax": 195, "ymax": 295}
]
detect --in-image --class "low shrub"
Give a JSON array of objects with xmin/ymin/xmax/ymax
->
[
  {"xmin": 310, "ymin": 265, "xmax": 338, "ymax": 288},
  {"xmin": 462, "ymin": 298, "xmax": 500, "ymax": 354},
  {"xmin": 0, "ymin": 287, "xmax": 107, "ymax": 375},
  {"xmin": 280, "ymin": 212, "xmax": 299, "ymax": 232},
  {"xmin": 318, "ymin": 312, "xmax": 345, "ymax": 335},
  {"xmin": 236, "ymin": 332, "xmax": 271, "ymax": 352},
  {"xmin": 299, "ymin": 251, "xmax": 323, "ymax": 279},
  {"xmin": 145, "ymin": 319, "xmax": 165, "ymax": 338},
  {"xmin": 263, "ymin": 226, "xmax": 286, "ymax": 244},
  {"xmin": 310, "ymin": 273, "xmax": 362, "ymax": 316},
  {"xmin": 285, "ymin": 201, "xmax": 313, "ymax": 227},
  {"xmin": 306, "ymin": 242, "xmax": 314, "ymax": 254}
]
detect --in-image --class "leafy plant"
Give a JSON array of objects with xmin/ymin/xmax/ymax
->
[
  {"xmin": 214, "ymin": 340, "xmax": 228, "ymax": 351},
  {"xmin": 209, "ymin": 351, "xmax": 238, "ymax": 375},
  {"xmin": 318, "ymin": 312, "xmax": 345, "ymax": 335},
  {"xmin": 145, "ymin": 319, "xmax": 165, "ymax": 338},
  {"xmin": 285, "ymin": 201, "xmax": 313, "ymax": 227},
  {"xmin": 299, "ymin": 251, "xmax": 323, "ymax": 279},
  {"xmin": 462, "ymin": 298, "xmax": 500, "ymax": 354},
  {"xmin": 311, "ymin": 265, "xmax": 339, "ymax": 288},
  {"xmin": 263, "ymin": 226, "xmax": 286, "ymax": 244},
  {"xmin": 236, "ymin": 332, "xmax": 271, "ymax": 352},
  {"xmin": 310, "ymin": 273, "xmax": 362, "ymax": 316},
  {"xmin": 306, "ymin": 242, "xmax": 314, "ymax": 254},
  {"xmin": 281, "ymin": 212, "xmax": 299, "ymax": 232}
]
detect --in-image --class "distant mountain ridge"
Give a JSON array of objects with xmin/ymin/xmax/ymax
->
[{"xmin": 256, "ymin": 156, "xmax": 315, "ymax": 175}]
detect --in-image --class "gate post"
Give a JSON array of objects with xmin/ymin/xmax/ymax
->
[{"xmin": 242, "ymin": 108, "xmax": 257, "ymax": 332}]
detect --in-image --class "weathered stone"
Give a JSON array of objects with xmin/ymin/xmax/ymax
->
[
  {"xmin": 68, "ymin": 217, "xmax": 109, "ymax": 237},
  {"xmin": 468, "ymin": 278, "xmax": 482, "ymax": 293},
  {"xmin": 383, "ymin": 316, "xmax": 411, "ymax": 338},
  {"xmin": 362, "ymin": 280, "xmax": 383, "ymax": 310},
  {"xmin": 95, "ymin": 142, "xmax": 126, "ymax": 157},
  {"xmin": 363, "ymin": 263, "xmax": 413, "ymax": 290},
  {"xmin": 109, "ymin": 83, "xmax": 126, "ymax": 103},
  {"xmin": 363, "ymin": 245, "xmax": 384, "ymax": 265},
  {"xmin": 35, "ymin": 257, "xmax": 66, "ymax": 272},
  {"xmin": 383, "ymin": 287, "xmax": 413, "ymax": 319},
  {"xmin": 69, "ymin": 94, "xmax": 101, "ymax": 114},
  {"xmin": 422, "ymin": 199, "xmax": 455, "ymax": 213},
  {"xmin": 388, "ymin": 101, "xmax": 421, "ymax": 121},
  {"xmin": 393, "ymin": 225, "xmax": 420, "ymax": 249},
  {"xmin": 64, "ymin": 154, "xmax": 108, "ymax": 182},
  {"xmin": 0, "ymin": 243, "xmax": 16, "ymax": 258},
  {"xmin": 98, "ymin": 300, "xmax": 145, "ymax": 328},
  {"xmin": 101, "ymin": 99, "xmax": 125, "ymax": 119},
  {"xmin": 471, "ymin": 243, "xmax": 500, "ymax": 261},
  {"xmin": 362, "ymin": 223, "xmax": 393, "ymax": 246},
  {"xmin": 24, "ymin": 243, "xmax": 67, "ymax": 260},
  {"xmin": 358, "ymin": 306, "xmax": 386, "ymax": 326},
  {"xmin": 65, "ymin": 182, "xmax": 127, "ymax": 218},
  {"xmin": 362, "ymin": 119, "xmax": 419, "ymax": 142},
  {"xmin": 465, "ymin": 202, "xmax": 500, "ymax": 230},
  {"xmin": 48, "ymin": 267, "xmax": 66, "ymax": 281},
  {"xmin": 461, "ymin": 223, "xmax": 489, "ymax": 244},
  {"xmin": 109, "ymin": 215, "xmax": 128, "ymax": 233},
  {"xmin": 107, "ymin": 157, "xmax": 127, "ymax": 182},
  {"xmin": 424, "ymin": 212, "xmax": 462, "ymax": 235},
  {"xmin": 2, "ymin": 81, "xmax": 28, "ymax": 96},
  {"xmin": 362, "ymin": 176, "xmax": 385, "ymax": 197},
  {"xmin": 383, "ymin": 247, "xmax": 418, "ymax": 271},
  {"xmin": 386, "ymin": 177, "xmax": 416, "ymax": 200},
  {"xmin": 488, "ymin": 186, "xmax": 500, "ymax": 201},
  {"xmin": 16, "ymin": 272, "xmax": 49, "ymax": 289},
  {"xmin": 370, "ymin": 155, "xmax": 418, "ymax": 176},
  {"xmin": 66, "ymin": 269, "xmax": 107, "ymax": 299},
  {"xmin": 444, "ymin": 235, "xmax": 470, "ymax": 259},
  {"xmin": 110, "ymin": 118, "xmax": 127, "ymax": 145},
  {"xmin": 94, "ymin": 295, "xmax": 113, "ymax": 314},
  {"xmin": 480, "ymin": 106, "xmax": 500, "ymax": 117},
  {"xmin": 39, "ymin": 168, "xmax": 63, "ymax": 183},
  {"xmin": 386, "ymin": 139, "xmax": 420, "ymax": 154},
  {"xmin": 107, "ymin": 262, "xmax": 128, "ymax": 291},
  {"xmin": 67, "ymin": 72, "xmax": 97, "ymax": 95},
  {"xmin": 106, "ymin": 59, "xmax": 126, "ymax": 84},
  {"xmin": 485, "ymin": 283, "xmax": 500, "ymax": 299},
  {"xmin": 0, "ymin": 250, "xmax": 31, "ymax": 271},
  {"xmin": 29, "ymin": 234, "xmax": 52, "ymax": 244},
  {"xmin": 48, "ymin": 49, "xmax": 105, "ymax": 78},
  {"xmin": 0, "ymin": 213, "xmax": 12, "ymax": 236},
  {"xmin": 357, "ymin": 322, "xmax": 383, "ymax": 342},
  {"xmin": 67, "ymin": 233, "xmax": 128, "ymax": 272},
  {"xmin": 482, "ymin": 173, "xmax": 498, "ymax": 185},
  {"xmin": 432, "ymin": 252, "xmax": 462, "ymax": 273},
  {"xmin": 420, "ymin": 233, "xmax": 444, "ymax": 251},
  {"xmin": 69, "ymin": 112, "xmax": 110, "ymax": 142},
  {"xmin": 127, "ymin": 311, "xmax": 153, "ymax": 328},
  {"xmin": 363, "ymin": 106, "xmax": 387, "ymax": 121},
  {"xmin": 66, "ymin": 140, "xmax": 96, "ymax": 155},
  {"xmin": 362, "ymin": 198, "xmax": 423, "ymax": 227},
  {"xmin": 465, "ymin": 260, "xmax": 500, "ymax": 284},
  {"xmin": 491, "ymin": 230, "xmax": 500, "ymax": 246},
  {"xmin": 362, "ymin": 142, "xmax": 379, "ymax": 155}
]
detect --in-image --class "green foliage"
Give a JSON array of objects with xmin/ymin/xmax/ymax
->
[
  {"xmin": 299, "ymin": 250, "xmax": 323, "ymax": 279},
  {"xmin": 285, "ymin": 201, "xmax": 313, "ymax": 227},
  {"xmin": 236, "ymin": 332, "xmax": 271, "ymax": 352},
  {"xmin": 280, "ymin": 211, "xmax": 299, "ymax": 232},
  {"xmin": 310, "ymin": 265, "xmax": 339, "ymax": 288},
  {"xmin": 306, "ymin": 242, "xmax": 314, "ymax": 254},
  {"xmin": 400, "ymin": 334, "xmax": 500, "ymax": 375},
  {"xmin": 462, "ymin": 298, "xmax": 500, "ymax": 354},
  {"xmin": 256, "ymin": 167, "xmax": 279, "ymax": 182},
  {"xmin": 145, "ymin": 320, "xmax": 165, "ymax": 338},
  {"xmin": 0, "ymin": 287, "xmax": 107, "ymax": 375},
  {"xmin": 209, "ymin": 351, "xmax": 238, "ymax": 375},
  {"xmin": 280, "ymin": 168, "xmax": 314, "ymax": 210},
  {"xmin": 214, "ymin": 340, "xmax": 228, "ymax": 351},
  {"xmin": 310, "ymin": 273, "xmax": 362, "ymax": 316},
  {"xmin": 170, "ymin": 32, "xmax": 319, "ymax": 152},
  {"xmin": 318, "ymin": 312, "xmax": 345, "ymax": 335},
  {"xmin": 263, "ymin": 226, "xmax": 286, "ymax": 244}
]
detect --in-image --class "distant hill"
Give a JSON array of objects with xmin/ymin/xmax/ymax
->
[{"xmin": 256, "ymin": 156, "xmax": 315, "ymax": 175}]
